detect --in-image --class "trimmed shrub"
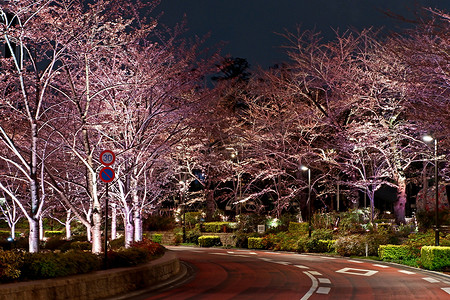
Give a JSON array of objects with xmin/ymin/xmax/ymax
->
[
  {"xmin": 110, "ymin": 236, "xmax": 125, "ymax": 249},
  {"xmin": 288, "ymin": 222, "xmax": 309, "ymax": 234},
  {"xmin": 43, "ymin": 237, "xmax": 72, "ymax": 251},
  {"xmin": 421, "ymin": 246, "xmax": 450, "ymax": 271},
  {"xmin": 378, "ymin": 245, "xmax": 419, "ymax": 261},
  {"xmin": 185, "ymin": 229, "xmax": 201, "ymax": 244},
  {"xmin": 151, "ymin": 234, "xmax": 163, "ymax": 244},
  {"xmin": 44, "ymin": 230, "xmax": 64, "ymax": 238},
  {"xmin": 305, "ymin": 239, "xmax": 336, "ymax": 253},
  {"xmin": 198, "ymin": 236, "xmax": 222, "ymax": 247},
  {"xmin": 335, "ymin": 231, "xmax": 392, "ymax": 257},
  {"xmin": 248, "ymin": 237, "xmax": 264, "ymax": 249},
  {"xmin": 201, "ymin": 222, "xmax": 232, "ymax": 233}
]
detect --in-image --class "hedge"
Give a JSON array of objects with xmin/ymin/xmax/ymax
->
[
  {"xmin": 378, "ymin": 245, "xmax": 419, "ymax": 261},
  {"xmin": 198, "ymin": 222, "xmax": 233, "ymax": 233},
  {"xmin": 198, "ymin": 236, "xmax": 222, "ymax": 247},
  {"xmin": 248, "ymin": 237, "xmax": 264, "ymax": 249},
  {"xmin": 421, "ymin": 246, "xmax": 450, "ymax": 271}
]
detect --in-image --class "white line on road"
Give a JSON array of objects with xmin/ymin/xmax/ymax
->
[
  {"xmin": 211, "ymin": 252, "xmax": 227, "ymax": 256},
  {"xmin": 422, "ymin": 277, "xmax": 440, "ymax": 283},
  {"xmin": 316, "ymin": 287, "xmax": 331, "ymax": 294},
  {"xmin": 301, "ymin": 271, "xmax": 318, "ymax": 300},
  {"xmin": 272, "ymin": 261, "xmax": 291, "ymax": 265},
  {"xmin": 318, "ymin": 278, "xmax": 331, "ymax": 284},
  {"xmin": 295, "ymin": 265, "xmax": 310, "ymax": 269},
  {"xmin": 442, "ymin": 287, "xmax": 450, "ymax": 295},
  {"xmin": 336, "ymin": 268, "xmax": 378, "ymax": 277},
  {"xmin": 349, "ymin": 260, "xmax": 363, "ymax": 263},
  {"xmin": 320, "ymin": 256, "xmax": 337, "ymax": 259},
  {"xmin": 398, "ymin": 270, "xmax": 416, "ymax": 275},
  {"xmin": 308, "ymin": 271, "xmax": 322, "ymax": 276},
  {"xmin": 373, "ymin": 264, "xmax": 389, "ymax": 268}
]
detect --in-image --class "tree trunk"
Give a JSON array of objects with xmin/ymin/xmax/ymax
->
[
  {"xmin": 65, "ymin": 210, "xmax": 72, "ymax": 240},
  {"xmin": 39, "ymin": 216, "xmax": 44, "ymax": 240},
  {"xmin": 28, "ymin": 218, "xmax": 39, "ymax": 253},
  {"xmin": 123, "ymin": 211, "xmax": 134, "ymax": 248},
  {"xmin": 111, "ymin": 204, "xmax": 117, "ymax": 240},
  {"xmin": 394, "ymin": 176, "xmax": 407, "ymax": 224},
  {"xmin": 205, "ymin": 186, "xmax": 215, "ymax": 222},
  {"xmin": 131, "ymin": 178, "xmax": 142, "ymax": 242},
  {"xmin": 91, "ymin": 209, "xmax": 102, "ymax": 253}
]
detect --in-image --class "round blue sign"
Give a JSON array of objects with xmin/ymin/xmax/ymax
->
[{"xmin": 99, "ymin": 166, "xmax": 115, "ymax": 183}]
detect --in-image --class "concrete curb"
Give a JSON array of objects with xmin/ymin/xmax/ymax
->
[{"xmin": 0, "ymin": 250, "xmax": 181, "ymax": 300}]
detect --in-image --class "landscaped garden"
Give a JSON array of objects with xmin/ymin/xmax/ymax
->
[{"xmin": 151, "ymin": 208, "xmax": 450, "ymax": 272}]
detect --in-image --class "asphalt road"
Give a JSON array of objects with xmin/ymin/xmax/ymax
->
[{"xmin": 130, "ymin": 246, "xmax": 450, "ymax": 300}]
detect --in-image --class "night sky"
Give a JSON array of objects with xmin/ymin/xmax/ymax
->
[{"xmin": 156, "ymin": 0, "xmax": 450, "ymax": 68}]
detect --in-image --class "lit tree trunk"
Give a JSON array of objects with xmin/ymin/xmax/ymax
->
[
  {"xmin": 65, "ymin": 209, "xmax": 72, "ymax": 240},
  {"xmin": 111, "ymin": 204, "xmax": 117, "ymax": 240},
  {"xmin": 29, "ymin": 122, "xmax": 41, "ymax": 253},
  {"xmin": 394, "ymin": 175, "xmax": 407, "ymax": 224},
  {"xmin": 39, "ymin": 215, "xmax": 44, "ymax": 240},
  {"xmin": 131, "ymin": 175, "xmax": 143, "ymax": 242},
  {"xmin": 123, "ymin": 210, "xmax": 134, "ymax": 248}
]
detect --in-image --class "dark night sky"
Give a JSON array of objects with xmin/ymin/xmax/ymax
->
[{"xmin": 155, "ymin": 0, "xmax": 450, "ymax": 68}]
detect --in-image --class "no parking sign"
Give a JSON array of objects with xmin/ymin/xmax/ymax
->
[
  {"xmin": 99, "ymin": 166, "xmax": 115, "ymax": 183},
  {"xmin": 99, "ymin": 150, "xmax": 115, "ymax": 182}
]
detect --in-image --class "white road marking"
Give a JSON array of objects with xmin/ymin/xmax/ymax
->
[
  {"xmin": 349, "ymin": 260, "xmax": 363, "ymax": 263},
  {"xmin": 259, "ymin": 258, "xmax": 274, "ymax": 262},
  {"xmin": 423, "ymin": 277, "xmax": 440, "ymax": 283},
  {"xmin": 442, "ymin": 287, "xmax": 450, "ymax": 295},
  {"xmin": 227, "ymin": 251, "xmax": 235, "ymax": 254},
  {"xmin": 398, "ymin": 270, "xmax": 416, "ymax": 275},
  {"xmin": 272, "ymin": 261, "xmax": 291, "ymax": 265},
  {"xmin": 308, "ymin": 271, "xmax": 322, "ymax": 276},
  {"xmin": 295, "ymin": 265, "xmax": 310, "ymax": 269},
  {"xmin": 318, "ymin": 278, "xmax": 331, "ymax": 284},
  {"xmin": 320, "ymin": 256, "xmax": 337, "ymax": 259},
  {"xmin": 234, "ymin": 254, "xmax": 251, "ymax": 258},
  {"xmin": 336, "ymin": 268, "xmax": 378, "ymax": 277},
  {"xmin": 248, "ymin": 252, "xmax": 258, "ymax": 255},
  {"xmin": 316, "ymin": 287, "xmax": 331, "ymax": 294},
  {"xmin": 211, "ymin": 252, "xmax": 227, "ymax": 255},
  {"xmin": 373, "ymin": 264, "xmax": 389, "ymax": 268},
  {"xmin": 301, "ymin": 271, "xmax": 318, "ymax": 300}
]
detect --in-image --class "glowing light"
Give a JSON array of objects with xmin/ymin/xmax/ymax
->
[{"xmin": 423, "ymin": 135, "xmax": 433, "ymax": 142}]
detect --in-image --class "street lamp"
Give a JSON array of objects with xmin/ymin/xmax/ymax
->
[
  {"xmin": 423, "ymin": 135, "xmax": 439, "ymax": 246},
  {"xmin": 301, "ymin": 165, "xmax": 312, "ymax": 237}
]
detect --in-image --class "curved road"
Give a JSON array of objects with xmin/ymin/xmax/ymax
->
[{"xmin": 134, "ymin": 246, "xmax": 450, "ymax": 300}]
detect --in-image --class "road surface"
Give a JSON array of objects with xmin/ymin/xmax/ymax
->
[{"xmin": 131, "ymin": 246, "xmax": 450, "ymax": 300}]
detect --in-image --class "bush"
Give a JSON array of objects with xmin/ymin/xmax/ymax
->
[
  {"xmin": 311, "ymin": 229, "xmax": 334, "ymax": 240},
  {"xmin": 198, "ymin": 236, "xmax": 222, "ymax": 247},
  {"xmin": 106, "ymin": 247, "xmax": 150, "ymax": 268},
  {"xmin": 421, "ymin": 246, "xmax": 450, "ymax": 271},
  {"xmin": 44, "ymin": 230, "xmax": 64, "ymax": 238},
  {"xmin": 144, "ymin": 215, "xmax": 176, "ymax": 231},
  {"xmin": 378, "ymin": 245, "xmax": 419, "ymax": 261},
  {"xmin": 130, "ymin": 238, "xmax": 165, "ymax": 257},
  {"xmin": 335, "ymin": 231, "xmax": 392, "ymax": 257},
  {"xmin": 151, "ymin": 234, "xmax": 163, "ymax": 244},
  {"xmin": 110, "ymin": 236, "xmax": 125, "ymax": 249},
  {"xmin": 0, "ymin": 250, "xmax": 24, "ymax": 281},
  {"xmin": 288, "ymin": 222, "xmax": 309, "ymax": 234},
  {"xmin": 262, "ymin": 232, "xmax": 303, "ymax": 252},
  {"xmin": 200, "ymin": 222, "xmax": 232, "ymax": 233},
  {"xmin": 185, "ymin": 229, "xmax": 201, "ymax": 244},
  {"xmin": 43, "ymin": 237, "xmax": 71, "ymax": 251},
  {"xmin": 248, "ymin": 237, "xmax": 264, "ymax": 249},
  {"xmin": 305, "ymin": 239, "xmax": 336, "ymax": 253}
]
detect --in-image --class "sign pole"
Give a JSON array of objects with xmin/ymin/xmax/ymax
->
[{"xmin": 104, "ymin": 182, "xmax": 109, "ymax": 268}]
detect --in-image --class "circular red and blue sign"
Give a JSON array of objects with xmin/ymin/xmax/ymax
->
[
  {"xmin": 100, "ymin": 150, "xmax": 115, "ymax": 166},
  {"xmin": 99, "ymin": 166, "xmax": 115, "ymax": 183}
]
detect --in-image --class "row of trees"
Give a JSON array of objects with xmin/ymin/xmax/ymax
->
[{"xmin": 0, "ymin": 1, "xmax": 448, "ymax": 254}]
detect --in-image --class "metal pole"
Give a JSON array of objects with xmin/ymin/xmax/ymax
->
[
  {"xmin": 434, "ymin": 139, "xmax": 439, "ymax": 246},
  {"xmin": 182, "ymin": 188, "xmax": 186, "ymax": 243},
  {"xmin": 104, "ymin": 182, "xmax": 109, "ymax": 268},
  {"xmin": 308, "ymin": 169, "xmax": 312, "ymax": 238}
]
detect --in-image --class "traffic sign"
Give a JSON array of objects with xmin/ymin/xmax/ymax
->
[
  {"xmin": 100, "ymin": 150, "xmax": 115, "ymax": 166},
  {"xmin": 99, "ymin": 166, "xmax": 115, "ymax": 183}
]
